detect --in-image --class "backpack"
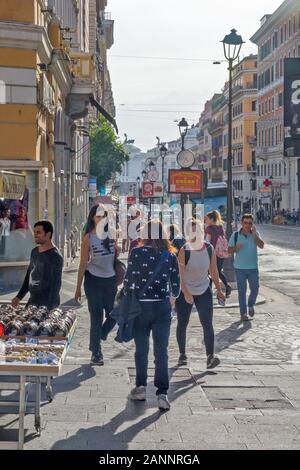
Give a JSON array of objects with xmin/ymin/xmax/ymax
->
[
  {"xmin": 234, "ymin": 231, "xmax": 239, "ymax": 246},
  {"xmin": 215, "ymin": 234, "xmax": 229, "ymax": 259},
  {"xmin": 184, "ymin": 242, "xmax": 213, "ymax": 266}
]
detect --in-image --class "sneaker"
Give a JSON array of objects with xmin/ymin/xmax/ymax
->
[
  {"xmin": 157, "ymin": 394, "xmax": 171, "ymax": 411},
  {"xmin": 225, "ymin": 285, "xmax": 232, "ymax": 298},
  {"xmin": 241, "ymin": 314, "xmax": 250, "ymax": 322},
  {"xmin": 90, "ymin": 353, "xmax": 104, "ymax": 366},
  {"xmin": 207, "ymin": 355, "xmax": 220, "ymax": 369},
  {"xmin": 129, "ymin": 386, "xmax": 146, "ymax": 401},
  {"xmin": 248, "ymin": 306, "xmax": 255, "ymax": 318},
  {"xmin": 177, "ymin": 354, "xmax": 188, "ymax": 367}
]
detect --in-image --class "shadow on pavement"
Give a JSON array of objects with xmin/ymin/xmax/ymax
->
[
  {"xmin": 51, "ymin": 365, "xmax": 96, "ymax": 396},
  {"xmin": 47, "ymin": 369, "xmax": 214, "ymax": 449},
  {"xmin": 215, "ymin": 320, "xmax": 252, "ymax": 353}
]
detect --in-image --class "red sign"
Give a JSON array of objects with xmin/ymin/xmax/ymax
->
[
  {"xmin": 126, "ymin": 196, "xmax": 136, "ymax": 205},
  {"xmin": 168, "ymin": 170, "xmax": 202, "ymax": 194},
  {"xmin": 142, "ymin": 182, "xmax": 163, "ymax": 198},
  {"xmin": 142, "ymin": 182, "xmax": 154, "ymax": 197}
]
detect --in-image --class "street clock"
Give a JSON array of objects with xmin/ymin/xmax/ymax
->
[{"xmin": 177, "ymin": 149, "xmax": 195, "ymax": 169}]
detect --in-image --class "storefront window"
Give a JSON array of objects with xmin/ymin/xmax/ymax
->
[{"xmin": 0, "ymin": 171, "xmax": 36, "ymax": 262}]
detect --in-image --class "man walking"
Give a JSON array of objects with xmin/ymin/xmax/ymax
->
[
  {"xmin": 228, "ymin": 214, "xmax": 264, "ymax": 322},
  {"xmin": 11, "ymin": 220, "xmax": 63, "ymax": 311}
]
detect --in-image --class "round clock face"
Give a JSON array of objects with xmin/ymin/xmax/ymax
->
[
  {"xmin": 148, "ymin": 170, "xmax": 159, "ymax": 182},
  {"xmin": 177, "ymin": 150, "xmax": 195, "ymax": 168}
]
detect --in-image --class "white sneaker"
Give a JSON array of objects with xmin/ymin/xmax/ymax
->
[
  {"xmin": 157, "ymin": 394, "xmax": 171, "ymax": 411},
  {"xmin": 129, "ymin": 386, "xmax": 146, "ymax": 401}
]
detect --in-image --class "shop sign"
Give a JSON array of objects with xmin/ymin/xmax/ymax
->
[
  {"xmin": 88, "ymin": 178, "xmax": 97, "ymax": 198},
  {"xmin": 142, "ymin": 182, "xmax": 164, "ymax": 198},
  {"xmin": 126, "ymin": 196, "xmax": 136, "ymax": 205},
  {"xmin": 259, "ymin": 187, "xmax": 272, "ymax": 194},
  {"xmin": 0, "ymin": 171, "xmax": 25, "ymax": 199},
  {"xmin": 168, "ymin": 170, "xmax": 202, "ymax": 194}
]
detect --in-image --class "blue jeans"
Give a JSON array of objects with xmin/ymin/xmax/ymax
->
[
  {"xmin": 133, "ymin": 300, "xmax": 172, "ymax": 395},
  {"xmin": 235, "ymin": 269, "xmax": 259, "ymax": 316}
]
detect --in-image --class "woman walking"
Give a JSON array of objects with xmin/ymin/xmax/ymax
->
[
  {"xmin": 205, "ymin": 210, "xmax": 231, "ymax": 298},
  {"xmin": 75, "ymin": 204, "xmax": 118, "ymax": 365},
  {"xmin": 176, "ymin": 218, "xmax": 225, "ymax": 369},
  {"xmin": 124, "ymin": 220, "xmax": 180, "ymax": 411}
]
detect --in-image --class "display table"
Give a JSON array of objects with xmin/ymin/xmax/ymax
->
[{"xmin": 0, "ymin": 320, "xmax": 77, "ymax": 450}]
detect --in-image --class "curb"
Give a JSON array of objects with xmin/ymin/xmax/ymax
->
[{"xmin": 214, "ymin": 294, "xmax": 266, "ymax": 310}]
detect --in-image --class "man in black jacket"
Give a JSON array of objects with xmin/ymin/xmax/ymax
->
[{"xmin": 11, "ymin": 220, "xmax": 63, "ymax": 311}]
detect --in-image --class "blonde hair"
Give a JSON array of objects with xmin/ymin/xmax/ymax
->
[{"xmin": 206, "ymin": 210, "xmax": 224, "ymax": 225}]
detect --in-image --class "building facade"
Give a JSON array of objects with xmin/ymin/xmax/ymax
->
[
  {"xmin": 0, "ymin": 0, "xmax": 116, "ymax": 287},
  {"xmin": 251, "ymin": 0, "xmax": 300, "ymax": 215},
  {"xmin": 225, "ymin": 55, "xmax": 258, "ymax": 214}
]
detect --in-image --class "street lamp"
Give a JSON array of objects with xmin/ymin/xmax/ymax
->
[
  {"xmin": 178, "ymin": 117, "xmax": 189, "ymax": 150},
  {"xmin": 221, "ymin": 28, "xmax": 244, "ymax": 283},
  {"xmin": 160, "ymin": 143, "xmax": 168, "ymax": 204},
  {"xmin": 221, "ymin": 29, "xmax": 244, "ymax": 240}
]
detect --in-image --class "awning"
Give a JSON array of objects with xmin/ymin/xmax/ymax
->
[
  {"xmin": 0, "ymin": 171, "xmax": 26, "ymax": 199},
  {"xmin": 89, "ymin": 96, "xmax": 118, "ymax": 134}
]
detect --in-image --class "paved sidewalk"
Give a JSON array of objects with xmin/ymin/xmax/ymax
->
[{"xmin": 1, "ymin": 280, "xmax": 300, "ymax": 450}]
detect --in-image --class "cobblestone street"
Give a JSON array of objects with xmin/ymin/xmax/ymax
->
[{"xmin": 1, "ymin": 232, "xmax": 300, "ymax": 450}]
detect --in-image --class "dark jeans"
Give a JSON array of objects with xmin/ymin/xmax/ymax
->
[
  {"xmin": 216, "ymin": 256, "xmax": 228, "ymax": 288},
  {"xmin": 176, "ymin": 287, "xmax": 214, "ymax": 357},
  {"xmin": 84, "ymin": 271, "xmax": 117, "ymax": 356},
  {"xmin": 133, "ymin": 300, "xmax": 172, "ymax": 395}
]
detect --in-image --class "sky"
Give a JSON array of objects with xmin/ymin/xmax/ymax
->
[{"xmin": 108, "ymin": 0, "xmax": 284, "ymax": 152}]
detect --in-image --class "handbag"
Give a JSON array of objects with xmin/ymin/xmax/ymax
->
[
  {"xmin": 110, "ymin": 250, "xmax": 169, "ymax": 342},
  {"xmin": 114, "ymin": 258, "xmax": 127, "ymax": 286}
]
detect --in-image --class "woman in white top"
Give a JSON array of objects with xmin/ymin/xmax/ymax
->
[
  {"xmin": 176, "ymin": 218, "xmax": 225, "ymax": 369},
  {"xmin": 75, "ymin": 204, "xmax": 118, "ymax": 366}
]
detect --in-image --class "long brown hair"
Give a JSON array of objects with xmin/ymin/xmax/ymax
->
[
  {"xmin": 140, "ymin": 220, "xmax": 177, "ymax": 254},
  {"xmin": 206, "ymin": 210, "xmax": 224, "ymax": 225},
  {"xmin": 84, "ymin": 204, "xmax": 111, "ymax": 252}
]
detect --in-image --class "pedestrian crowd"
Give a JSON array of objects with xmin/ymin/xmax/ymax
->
[{"xmin": 10, "ymin": 206, "xmax": 265, "ymax": 412}]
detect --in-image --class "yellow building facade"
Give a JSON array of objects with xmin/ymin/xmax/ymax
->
[
  {"xmin": 223, "ymin": 55, "xmax": 258, "ymax": 213},
  {"xmin": 0, "ymin": 0, "xmax": 116, "ymax": 288}
]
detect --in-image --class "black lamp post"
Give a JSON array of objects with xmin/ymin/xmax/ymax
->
[
  {"xmin": 178, "ymin": 118, "xmax": 189, "ymax": 231},
  {"xmin": 221, "ymin": 29, "xmax": 244, "ymax": 240},
  {"xmin": 178, "ymin": 117, "xmax": 189, "ymax": 151},
  {"xmin": 159, "ymin": 143, "xmax": 168, "ymax": 204},
  {"xmin": 221, "ymin": 29, "xmax": 244, "ymax": 283}
]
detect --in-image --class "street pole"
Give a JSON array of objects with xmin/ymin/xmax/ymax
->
[
  {"xmin": 227, "ymin": 58, "xmax": 233, "ymax": 240},
  {"xmin": 222, "ymin": 57, "xmax": 236, "ymax": 283},
  {"xmin": 162, "ymin": 155, "xmax": 165, "ymax": 205}
]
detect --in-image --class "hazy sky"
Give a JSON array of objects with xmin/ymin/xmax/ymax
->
[{"xmin": 108, "ymin": 0, "xmax": 283, "ymax": 151}]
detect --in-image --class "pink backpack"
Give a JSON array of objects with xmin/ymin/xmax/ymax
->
[{"xmin": 215, "ymin": 234, "xmax": 229, "ymax": 259}]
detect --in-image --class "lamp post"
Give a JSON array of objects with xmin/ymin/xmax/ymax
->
[
  {"xmin": 178, "ymin": 118, "xmax": 189, "ymax": 230},
  {"xmin": 159, "ymin": 143, "xmax": 168, "ymax": 204},
  {"xmin": 221, "ymin": 28, "xmax": 244, "ymax": 283},
  {"xmin": 221, "ymin": 29, "xmax": 244, "ymax": 240},
  {"xmin": 178, "ymin": 117, "xmax": 189, "ymax": 151}
]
